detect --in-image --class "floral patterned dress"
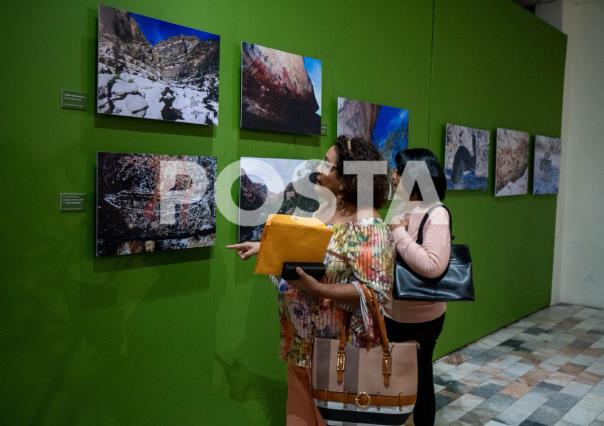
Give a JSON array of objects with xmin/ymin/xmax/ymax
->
[{"xmin": 271, "ymin": 217, "xmax": 394, "ymax": 368}]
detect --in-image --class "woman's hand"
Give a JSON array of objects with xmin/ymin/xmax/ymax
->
[
  {"xmin": 287, "ymin": 267, "xmax": 320, "ymax": 295},
  {"xmin": 226, "ymin": 241, "xmax": 260, "ymax": 260},
  {"xmin": 389, "ymin": 215, "xmax": 409, "ymax": 232}
]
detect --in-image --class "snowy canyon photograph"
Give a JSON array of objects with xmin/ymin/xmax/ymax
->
[{"xmin": 96, "ymin": 5, "xmax": 220, "ymax": 125}]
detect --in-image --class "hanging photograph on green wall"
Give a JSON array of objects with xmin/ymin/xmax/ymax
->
[
  {"xmin": 444, "ymin": 123, "xmax": 490, "ymax": 191},
  {"xmin": 96, "ymin": 5, "xmax": 220, "ymax": 125},
  {"xmin": 241, "ymin": 42, "xmax": 322, "ymax": 135},
  {"xmin": 238, "ymin": 157, "xmax": 319, "ymax": 242},
  {"xmin": 533, "ymin": 135, "xmax": 561, "ymax": 195},
  {"xmin": 96, "ymin": 152, "xmax": 217, "ymax": 257},
  {"xmin": 495, "ymin": 128, "xmax": 530, "ymax": 197},
  {"xmin": 337, "ymin": 97, "xmax": 409, "ymax": 197}
]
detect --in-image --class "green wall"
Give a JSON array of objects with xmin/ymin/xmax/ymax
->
[{"xmin": 0, "ymin": 0, "xmax": 565, "ymax": 424}]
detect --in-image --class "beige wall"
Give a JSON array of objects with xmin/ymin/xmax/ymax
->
[{"xmin": 540, "ymin": 0, "xmax": 604, "ymax": 308}]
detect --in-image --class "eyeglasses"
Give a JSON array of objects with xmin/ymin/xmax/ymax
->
[{"xmin": 318, "ymin": 161, "xmax": 339, "ymax": 174}]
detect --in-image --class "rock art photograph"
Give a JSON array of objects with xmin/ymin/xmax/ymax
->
[
  {"xmin": 96, "ymin": 5, "xmax": 220, "ymax": 125},
  {"xmin": 533, "ymin": 135, "xmax": 561, "ymax": 195},
  {"xmin": 444, "ymin": 123, "xmax": 490, "ymax": 191},
  {"xmin": 96, "ymin": 152, "xmax": 217, "ymax": 257},
  {"xmin": 495, "ymin": 128, "xmax": 530, "ymax": 197},
  {"xmin": 241, "ymin": 43, "xmax": 321, "ymax": 135}
]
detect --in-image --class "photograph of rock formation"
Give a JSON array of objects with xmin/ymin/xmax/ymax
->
[
  {"xmin": 241, "ymin": 43, "xmax": 321, "ymax": 135},
  {"xmin": 238, "ymin": 157, "xmax": 319, "ymax": 242},
  {"xmin": 444, "ymin": 123, "xmax": 490, "ymax": 190},
  {"xmin": 337, "ymin": 97, "xmax": 409, "ymax": 197},
  {"xmin": 533, "ymin": 135, "xmax": 561, "ymax": 195},
  {"xmin": 97, "ymin": 5, "xmax": 220, "ymax": 125},
  {"xmin": 495, "ymin": 128, "xmax": 530, "ymax": 197},
  {"xmin": 96, "ymin": 152, "xmax": 217, "ymax": 257}
]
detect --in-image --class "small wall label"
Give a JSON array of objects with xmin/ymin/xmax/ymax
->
[
  {"xmin": 61, "ymin": 90, "xmax": 87, "ymax": 110},
  {"xmin": 60, "ymin": 193, "xmax": 86, "ymax": 212}
]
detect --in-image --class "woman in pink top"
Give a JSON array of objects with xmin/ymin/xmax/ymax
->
[{"xmin": 385, "ymin": 148, "xmax": 450, "ymax": 426}]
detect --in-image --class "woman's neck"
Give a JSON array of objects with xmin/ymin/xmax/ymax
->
[{"xmin": 328, "ymin": 200, "xmax": 379, "ymax": 225}]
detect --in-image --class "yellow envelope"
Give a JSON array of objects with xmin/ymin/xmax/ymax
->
[{"xmin": 254, "ymin": 214, "xmax": 334, "ymax": 275}]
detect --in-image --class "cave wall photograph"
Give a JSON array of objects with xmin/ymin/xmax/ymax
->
[
  {"xmin": 96, "ymin": 152, "xmax": 217, "ymax": 256},
  {"xmin": 444, "ymin": 123, "xmax": 490, "ymax": 191}
]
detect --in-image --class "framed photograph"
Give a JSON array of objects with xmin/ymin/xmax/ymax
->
[
  {"xmin": 444, "ymin": 124, "xmax": 490, "ymax": 191},
  {"xmin": 495, "ymin": 128, "xmax": 530, "ymax": 197},
  {"xmin": 96, "ymin": 152, "xmax": 216, "ymax": 256},
  {"xmin": 241, "ymin": 42, "xmax": 322, "ymax": 135},
  {"xmin": 337, "ymin": 97, "xmax": 409, "ymax": 197},
  {"xmin": 238, "ymin": 157, "xmax": 319, "ymax": 242},
  {"xmin": 533, "ymin": 135, "xmax": 561, "ymax": 195},
  {"xmin": 97, "ymin": 5, "xmax": 220, "ymax": 125}
]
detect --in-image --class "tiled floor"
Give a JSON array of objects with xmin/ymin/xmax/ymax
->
[{"xmin": 430, "ymin": 304, "xmax": 604, "ymax": 425}]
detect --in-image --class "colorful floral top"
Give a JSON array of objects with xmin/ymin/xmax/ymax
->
[{"xmin": 270, "ymin": 217, "xmax": 394, "ymax": 368}]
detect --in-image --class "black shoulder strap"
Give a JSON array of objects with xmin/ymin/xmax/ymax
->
[{"xmin": 416, "ymin": 204, "xmax": 453, "ymax": 245}]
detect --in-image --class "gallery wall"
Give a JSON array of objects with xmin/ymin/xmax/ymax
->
[
  {"xmin": 428, "ymin": 0, "xmax": 566, "ymax": 355},
  {"xmin": 0, "ymin": 0, "xmax": 566, "ymax": 424},
  {"xmin": 546, "ymin": 0, "xmax": 604, "ymax": 309}
]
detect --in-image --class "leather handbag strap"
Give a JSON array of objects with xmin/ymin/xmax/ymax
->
[
  {"xmin": 337, "ymin": 287, "xmax": 390, "ymax": 352},
  {"xmin": 361, "ymin": 286, "xmax": 391, "ymax": 353},
  {"xmin": 336, "ymin": 285, "xmax": 393, "ymax": 386},
  {"xmin": 416, "ymin": 204, "xmax": 453, "ymax": 245}
]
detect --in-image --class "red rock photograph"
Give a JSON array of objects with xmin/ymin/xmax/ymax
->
[{"xmin": 241, "ymin": 42, "xmax": 322, "ymax": 135}]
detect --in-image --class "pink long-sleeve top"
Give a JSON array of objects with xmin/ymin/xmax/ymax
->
[{"xmin": 384, "ymin": 204, "xmax": 451, "ymax": 323}]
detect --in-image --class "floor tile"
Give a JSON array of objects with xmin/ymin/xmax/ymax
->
[
  {"xmin": 559, "ymin": 404, "xmax": 600, "ymax": 425},
  {"xmin": 434, "ymin": 304, "xmax": 604, "ymax": 425},
  {"xmin": 561, "ymin": 381, "xmax": 594, "ymax": 398},
  {"xmin": 544, "ymin": 392, "xmax": 581, "ymax": 412},
  {"xmin": 577, "ymin": 392, "xmax": 604, "ymax": 411},
  {"xmin": 525, "ymin": 404, "xmax": 566, "ymax": 425},
  {"xmin": 469, "ymin": 383, "xmax": 504, "ymax": 399}
]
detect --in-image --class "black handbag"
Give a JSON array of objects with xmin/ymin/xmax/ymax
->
[{"xmin": 393, "ymin": 204, "xmax": 475, "ymax": 302}]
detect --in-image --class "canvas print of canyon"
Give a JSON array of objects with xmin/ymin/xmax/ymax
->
[
  {"xmin": 495, "ymin": 128, "xmax": 530, "ymax": 197},
  {"xmin": 238, "ymin": 157, "xmax": 319, "ymax": 242},
  {"xmin": 533, "ymin": 135, "xmax": 561, "ymax": 195},
  {"xmin": 97, "ymin": 5, "xmax": 220, "ymax": 125},
  {"xmin": 444, "ymin": 124, "xmax": 490, "ymax": 191},
  {"xmin": 96, "ymin": 152, "xmax": 217, "ymax": 257},
  {"xmin": 337, "ymin": 97, "xmax": 409, "ymax": 197},
  {"xmin": 241, "ymin": 43, "xmax": 322, "ymax": 135}
]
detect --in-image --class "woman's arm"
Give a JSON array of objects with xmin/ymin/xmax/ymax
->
[
  {"xmin": 393, "ymin": 208, "xmax": 451, "ymax": 278},
  {"xmin": 287, "ymin": 221, "xmax": 393, "ymax": 309},
  {"xmin": 287, "ymin": 268, "xmax": 360, "ymax": 308}
]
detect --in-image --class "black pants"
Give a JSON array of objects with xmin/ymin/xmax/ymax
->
[{"xmin": 384, "ymin": 313, "xmax": 445, "ymax": 426}]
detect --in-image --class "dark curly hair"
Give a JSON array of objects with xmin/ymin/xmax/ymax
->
[{"xmin": 333, "ymin": 135, "xmax": 389, "ymax": 209}]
